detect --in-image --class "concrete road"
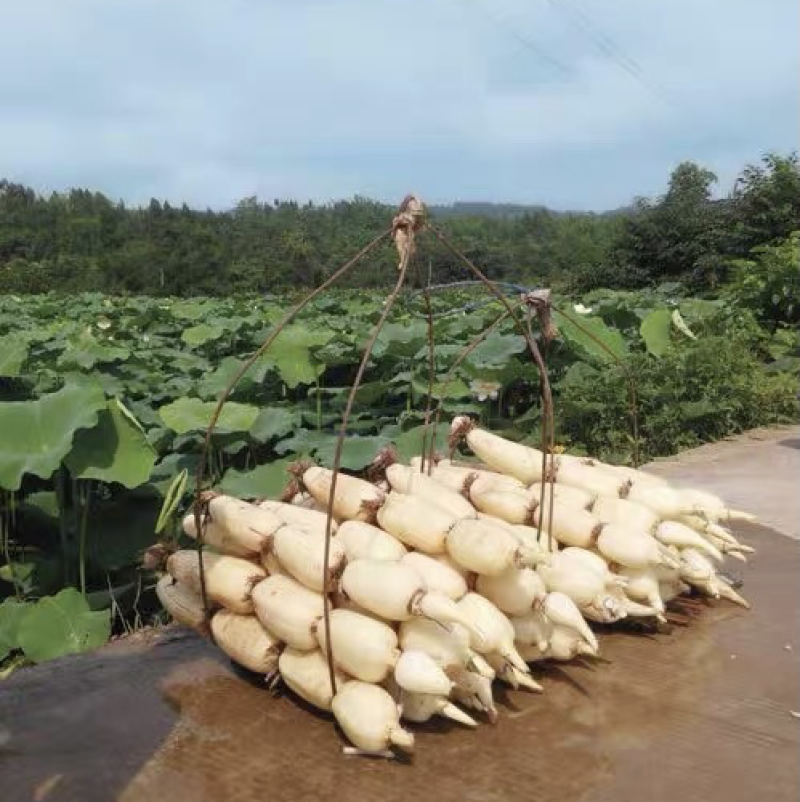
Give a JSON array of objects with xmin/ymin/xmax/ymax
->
[{"xmin": 643, "ymin": 425, "xmax": 800, "ymax": 539}]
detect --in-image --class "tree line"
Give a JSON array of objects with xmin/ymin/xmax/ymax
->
[{"xmin": 1, "ymin": 153, "xmax": 797, "ymax": 296}]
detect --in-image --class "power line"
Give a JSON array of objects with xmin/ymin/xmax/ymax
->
[
  {"xmin": 459, "ymin": 0, "xmax": 572, "ymax": 77},
  {"xmin": 544, "ymin": 0, "xmax": 676, "ymax": 108},
  {"xmin": 549, "ymin": 0, "xmax": 644, "ymax": 78}
]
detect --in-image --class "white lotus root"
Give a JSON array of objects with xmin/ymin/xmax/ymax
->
[{"xmin": 161, "ymin": 416, "xmax": 752, "ymax": 757}]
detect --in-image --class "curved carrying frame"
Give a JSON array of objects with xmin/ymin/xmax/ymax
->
[{"xmin": 190, "ymin": 196, "xmax": 640, "ymax": 697}]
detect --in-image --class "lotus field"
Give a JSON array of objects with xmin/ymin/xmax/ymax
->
[{"xmin": 0, "ymin": 287, "xmax": 795, "ymax": 667}]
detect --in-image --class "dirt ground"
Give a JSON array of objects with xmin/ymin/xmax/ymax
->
[{"xmin": 1, "ymin": 429, "xmax": 798, "ymax": 802}]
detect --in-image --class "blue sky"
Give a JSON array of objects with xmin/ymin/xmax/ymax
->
[{"xmin": 1, "ymin": 0, "xmax": 797, "ymax": 210}]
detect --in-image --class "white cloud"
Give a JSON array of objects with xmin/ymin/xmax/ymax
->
[{"xmin": 0, "ymin": 0, "xmax": 796, "ymax": 208}]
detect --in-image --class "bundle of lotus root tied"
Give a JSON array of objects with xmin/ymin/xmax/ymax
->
[{"xmin": 156, "ymin": 415, "xmax": 753, "ymax": 757}]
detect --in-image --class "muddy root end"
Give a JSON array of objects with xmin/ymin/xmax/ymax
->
[
  {"xmin": 365, "ymin": 445, "xmax": 398, "ymax": 484},
  {"xmin": 590, "ymin": 522, "xmax": 605, "ymax": 545},
  {"xmin": 448, "ymin": 415, "xmax": 475, "ymax": 450},
  {"xmin": 461, "ymin": 471, "xmax": 480, "ymax": 500},
  {"xmin": 198, "ymin": 489, "xmax": 220, "ymax": 506},
  {"xmin": 141, "ymin": 542, "xmax": 173, "ymax": 572},
  {"xmin": 525, "ymin": 499, "xmax": 540, "ymax": 527},
  {"xmin": 360, "ymin": 495, "xmax": 384, "ymax": 524},
  {"xmin": 280, "ymin": 479, "xmax": 303, "ymax": 503},
  {"xmin": 287, "ymin": 459, "xmax": 314, "ymax": 484}
]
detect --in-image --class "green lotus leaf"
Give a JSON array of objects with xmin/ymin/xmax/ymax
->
[
  {"xmin": 249, "ymin": 407, "xmax": 300, "ymax": 443},
  {"xmin": 0, "ymin": 379, "xmax": 106, "ymax": 491},
  {"xmin": 313, "ymin": 435, "xmax": 391, "ymax": 471},
  {"xmin": 198, "ymin": 356, "xmax": 265, "ymax": 400},
  {"xmin": 411, "ymin": 377, "xmax": 471, "ymax": 400},
  {"xmin": 554, "ymin": 311, "xmax": 628, "ymax": 364},
  {"xmin": 464, "ymin": 333, "xmax": 527, "ymax": 368},
  {"xmin": 64, "ymin": 398, "xmax": 157, "ymax": 488},
  {"xmin": 0, "ymin": 335, "xmax": 28, "ymax": 376},
  {"xmin": 220, "ymin": 457, "xmax": 296, "ymax": 499},
  {"xmin": 374, "ymin": 321, "xmax": 428, "ymax": 358},
  {"xmin": 639, "ymin": 308, "xmax": 673, "ymax": 356},
  {"xmin": 258, "ymin": 325, "xmax": 334, "ymax": 388},
  {"xmin": 170, "ymin": 300, "xmax": 218, "ymax": 320},
  {"xmin": 57, "ymin": 330, "xmax": 130, "ymax": 370},
  {"xmin": 158, "ymin": 397, "xmax": 259, "ymax": 435},
  {"xmin": 0, "ymin": 598, "xmax": 31, "ymax": 661},
  {"xmin": 392, "ymin": 424, "xmax": 450, "ymax": 463},
  {"xmin": 181, "ymin": 323, "xmax": 225, "ymax": 347},
  {"xmin": 17, "ymin": 588, "xmax": 111, "ymax": 663}
]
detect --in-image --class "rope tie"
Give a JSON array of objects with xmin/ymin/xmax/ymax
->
[
  {"xmin": 391, "ymin": 195, "xmax": 425, "ymax": 270},
  {"xmin": 521, "ymin": 289, "xmax": 557, "ymax": 343}
]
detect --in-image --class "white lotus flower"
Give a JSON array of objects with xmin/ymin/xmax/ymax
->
[
  {"xmin": 573, "ymin": 303, "xmax": 593, "ymax": 315},
  {"xmin": 470, "ymin": 379, "xmax": 502, "ymax": 402}
]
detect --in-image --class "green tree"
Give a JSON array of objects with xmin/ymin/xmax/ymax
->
[
  {"xmin": 613, "ymin": 162, "xmax": 725, "ymax": 286},
  {"xmin": 730, "ymin": 153, "xmax": 800, "ymax": 254},
  {"xmin": 725, "ymin": 232, "xmax": 800, "ymax": 328}
]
